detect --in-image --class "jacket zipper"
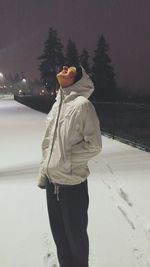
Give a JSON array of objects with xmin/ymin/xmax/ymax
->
[{"xmin": 46, "ymin": 89, "xmax": 63, "ymax": 178}]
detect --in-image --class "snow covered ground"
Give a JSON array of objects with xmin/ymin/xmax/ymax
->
[{"xmin": 0, "ymin": 98, "xmax": 150, "ymax": 267}]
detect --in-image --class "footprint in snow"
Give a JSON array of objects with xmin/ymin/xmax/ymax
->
[{"xmin": 43, "ymin": 252, "xmax": 58, "ymax": 267}]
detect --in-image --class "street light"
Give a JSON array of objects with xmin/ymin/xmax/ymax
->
[
  {"xmin": 22, "ymin": 78, "xmax": 27, "ymax": 83},
  {"xmin": 0, "ymin": 72, "xmax": 4, "ymax": 79}
]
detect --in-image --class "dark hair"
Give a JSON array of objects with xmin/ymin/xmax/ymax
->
[{"xmin": 74, "ymin": 65, "xmax": 83, "ymax": 83}]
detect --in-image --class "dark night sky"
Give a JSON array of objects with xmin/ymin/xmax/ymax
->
[{"xmin": 0, "ymin": 0, "xmax": 150, "ymax": 93}]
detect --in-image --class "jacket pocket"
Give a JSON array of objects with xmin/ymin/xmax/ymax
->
[
  {"xmin": 70, "ymin": 148, "xmax": 90, "ymax": 179},
  {"xmin": 48, "ymin": 141, "xmax": 72, "ymax": 175}
]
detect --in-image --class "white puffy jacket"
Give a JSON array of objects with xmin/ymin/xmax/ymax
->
[{"xmin": 38, "ymin": 67, "xmax": 102, "ymax": 187}]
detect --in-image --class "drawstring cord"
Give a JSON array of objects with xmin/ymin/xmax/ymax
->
[{"xmin": 54, "ymin": 184, "xmax": 60, "ymax": 201}]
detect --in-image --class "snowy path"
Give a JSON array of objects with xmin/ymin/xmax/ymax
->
[{"xmin": 0, "ymin": 99, "xmax": 150, "ymax": 267}]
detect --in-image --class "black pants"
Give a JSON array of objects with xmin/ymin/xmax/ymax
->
[{"xmin": 46, "ymin": 177, "xmax": 89, "ymax": 267}]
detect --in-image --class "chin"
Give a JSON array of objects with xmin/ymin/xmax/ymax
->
[
  {"xmin": 56, "ymin": 74, "xmax": 62, "ymax": 83},
  {"xmin": 56, "ymin": 79, "xmax": 64, "ymax": 88}
]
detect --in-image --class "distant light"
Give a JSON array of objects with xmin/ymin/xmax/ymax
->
[
  {"xmin": 22, "ymin": 78, "xmax": 26, "ymax": 83},
  {"xmin": 42, "ymin": 90, "xmax": 44, "ymax": 93},
  {"xmin": 0, "ymin": 72, "xmax": 4, "ymax": 79}
]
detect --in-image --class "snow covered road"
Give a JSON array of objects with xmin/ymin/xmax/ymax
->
[{"xmin": 0, "ymin": 98, "xmax": 150, "ymax": 267}]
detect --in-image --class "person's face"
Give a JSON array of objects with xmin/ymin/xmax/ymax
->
[{"xmin": 56, "ymin": 66, "xmax": 77, "ymax": 88}]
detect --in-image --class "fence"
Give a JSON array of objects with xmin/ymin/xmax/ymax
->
[
  {"xmin": 14, "ymin": 95, "xmax": 150, "ymax": 152},
  {"xmin": 14, "ymin": 94, "xmax": 54, "ymax": 113},
  {"xmin": 94, "ymin": 102, "xmax": 150, "ymax": 152}
]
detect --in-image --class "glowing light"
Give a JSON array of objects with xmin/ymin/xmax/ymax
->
[{"xmin": 0, "ymin": 72, "xmax": 4, "ymax": 79}]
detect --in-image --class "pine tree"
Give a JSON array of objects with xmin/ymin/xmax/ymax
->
[
  {"xmin": 79, "ymin": 49, "xmax": 91, "ymax": 74},
  {"xmin": 38, "ymin": 27, "xmax": 65, "ymax": 92},
  {"xmin": 92, "ymin": 35, "xmax": 117, "ymax": 101},
  {"xmin": 65, "ymin": 39, "xmax": 79, "ymax": 66}
]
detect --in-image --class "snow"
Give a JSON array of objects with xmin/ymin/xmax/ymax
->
[{"xmin": 0, "ymin": 98, "xmax": 150, "ymax": 267}]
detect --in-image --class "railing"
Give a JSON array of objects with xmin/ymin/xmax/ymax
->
[
  {"xmin": 93, "ymin": 102, "xmax": 150, "ymax": 152},
  {"xmin": 14, "ymin": 94, "xmax": 54, "ymax": 113},
  {"xmin": 14, "ymin": 95, "xmax": 150, "ymax": 152}
]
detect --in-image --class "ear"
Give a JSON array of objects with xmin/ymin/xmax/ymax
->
[{"xmin": 70, "ymin": 70, "xmax": 77, "ymax": 79}]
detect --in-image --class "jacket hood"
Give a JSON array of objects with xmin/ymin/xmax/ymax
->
[{"xmin": 56, "ymin": 67, "xmax": 94, "ymax": 101}]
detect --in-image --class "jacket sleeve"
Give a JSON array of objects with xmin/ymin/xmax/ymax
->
[
  {"xmin": 38, "ymin": 100, "xmax": 59, "ymax": 188},
  {"xmin": 37, "ymin": 129, "xmax": 50, "ymax": 188},
  {"xmin": 37, "ymin": 103, "xmax": 56, "ymax": 188},
  {"xmin": 37, "ymin": 160, "xmax": 47, "ymax": 188},
  {"xmin": 71, "ymin": 101, "xmax": 102, "ymax": 163}
]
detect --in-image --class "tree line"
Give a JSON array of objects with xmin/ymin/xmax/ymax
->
[{"xmin": 38, "ymin": 27, "xmax": 117, "ymax": 102}]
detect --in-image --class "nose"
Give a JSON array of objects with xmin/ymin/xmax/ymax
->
[{"xmin": 63, "ymin": 66, "xmax": 68, "ymax": 71}]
